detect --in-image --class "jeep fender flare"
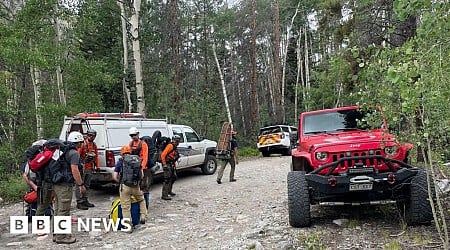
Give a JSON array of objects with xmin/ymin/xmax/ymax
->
[{"xmin": 291, "ymin": 149, "xmax": 313, "ymax": 172}]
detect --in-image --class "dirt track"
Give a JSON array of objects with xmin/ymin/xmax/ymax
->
[{"xmin": 0, "ymin": 155, "xmax": 441, "ymax": 249}]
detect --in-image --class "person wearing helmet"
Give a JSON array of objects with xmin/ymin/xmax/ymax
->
[
  {"xmin": 128, "ymin": 127, "xmax": 149, "ymax": 170},
  {"xmin": 52, "ymin": 131, "xmax": 86, "ymax": 244},
  {"xmin": 75, "ymin": 129, "xmax": 99, "ymax": 210},
  {"xmin": 216, "ymin": 129, "xmax": 239, "ymax": 184},
  {"xmin": 160, "ymin": 135, "xmax": 181, "ymax": 200},
  {"xmin": 113, "ymin": 145, "xmax": 147, "ymax": 233}
]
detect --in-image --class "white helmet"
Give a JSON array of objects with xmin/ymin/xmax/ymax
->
[
  {"xmin": 129, "ymin": 127, "xmax": 139, "ymax": 135},
  {"xmin": 68, "ymin": 131, "xmax": 84, "ymax": 143}
]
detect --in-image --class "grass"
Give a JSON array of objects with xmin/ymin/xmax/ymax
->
[
  {"xmin": 298, "ymin": 232, "xmax": 326, "ymax": 250},
  {"xmin": 0, "ymin": 173, "xmax": 28, "ymax": 204},
  {"xmin": 384, "ymin": 240, "xmax": 401, "ymax": 250}
]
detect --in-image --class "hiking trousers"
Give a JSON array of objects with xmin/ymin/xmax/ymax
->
[
  {"xmin": 53, "ymin": 183, "xmax": 74, "ymax": 241},
  {"xmin": 217, "ymin": 156, "xmax": 236, "ymax": 181},
  {"xmin": 162, "ymin": 163, "xmax": 177, "ymax": 198},
  {"xmin": 36, "ymin": 181, "xmax": 54, "ymax": 216},
  {"xmin": 119, "ymin": 184, "xmax": 147, "ymax": 225},
  {"xmin": 75, "ymin": 169, "xmax": 93, "ymax": 204}
]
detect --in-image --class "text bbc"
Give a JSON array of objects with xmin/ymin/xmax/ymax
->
[{"xmin": 10, "ymin": 216, "xmax": 132, "ymax": 234}]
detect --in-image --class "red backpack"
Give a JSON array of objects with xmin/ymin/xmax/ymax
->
[{"xmin": 29, "ymin": 150, "xmax": 54, "ymax": 172}]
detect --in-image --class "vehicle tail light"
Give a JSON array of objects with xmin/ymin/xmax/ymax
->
[
  {"xmin": 328, "ymin": 177, "xmax": 337, "ymax": 187},
  {"xmin": 106, "ymin": 150, "xmax": 115, "ymax": 167},
  {"xmin": 387, "ymin": 173, "xmax": 396, "ymax": 184}
]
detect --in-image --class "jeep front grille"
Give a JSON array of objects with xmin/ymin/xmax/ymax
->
[{"xmin": 331, "ymin": 150, "xmax": 383, "ymax": 169}]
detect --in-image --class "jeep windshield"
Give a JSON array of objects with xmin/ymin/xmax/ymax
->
[{"xmin": 303, "ymin": 109, "xmax": 376, "ymax": 135}]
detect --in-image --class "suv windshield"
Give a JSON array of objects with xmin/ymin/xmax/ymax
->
[{"xmin": 303, "ymin": 109, "xmax": 376, "ymax": 135}]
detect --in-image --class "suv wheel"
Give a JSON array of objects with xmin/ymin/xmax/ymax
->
[
  {"xmin": 405, "ymin": 169, "xmax": 434, "ymax": 225},
  {"xmin": 201, "ymin": 155, "xmax": 217, "ymax": 175},
  {"xmin": 287, "ymin": 171, "xmax": 311, "ymax": 227},
  {"xmin": 262, "ymin": 151, "xmax": 270, "ymax": 157}
]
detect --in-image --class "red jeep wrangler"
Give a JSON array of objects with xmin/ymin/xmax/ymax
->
[{"xmin": 288, "ymin": 106, "xmax": 434, "ymax": 227}]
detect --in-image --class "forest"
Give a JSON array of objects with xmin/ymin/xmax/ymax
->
[{"xmin": 0, "ymin": 0, "xmax": 449, "ymax": 197}]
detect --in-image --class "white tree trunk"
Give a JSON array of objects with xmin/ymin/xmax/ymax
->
[
  {"xmin": 304, "ymin": 25, "xmax": 310, "ymax": 106},
  {"xmin": 54, "ymin": 3, "xmax": 66, "ymax": 106},
  {"xmin": 281, "ymin": 2, "xmax": 300, "ymax": 123},
  {"xmin": 118, "ymin": 0, "xmax": 132, "ymax": 112},
  {"xmin": 31, "ymin": 67, "xmax": 44, "ymax": 139},
  {"xmin": 130, "ymin": 0, "xmax": 146, "ymax": 115},
  {"xmin": 295, "ymin": 28, "xmax": 302, "ymax": 125},
  {"xmin": 212, "ymin": 41, "xmax": 232, "ymax": 124}
]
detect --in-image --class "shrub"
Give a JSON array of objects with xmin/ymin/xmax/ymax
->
[{"xmin": 0, "ymin": 173, "xmax": 28, "ymax": 203}]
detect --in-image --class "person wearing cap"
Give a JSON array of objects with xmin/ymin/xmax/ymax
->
[
  {"xmin": 75, "ymin": 129, "xmax": 99, "ymax": 210},
  {"xmin": 216, "ymin": 130, "xmax": 239, "ymax": 184},
  {"xmin": 161, "ymin": 135, "xmax": 181, "ymax": 200},
  {"xmin": 128, "ymin": 127, "xmax": 150, "ymax": 205}
]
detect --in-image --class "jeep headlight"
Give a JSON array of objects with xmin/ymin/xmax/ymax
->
[
  {"xmin": 315, "ymin": 152, "xmax": 328, "ymax": 161},
  {"xmin": 384, "ymin": 146, "xmax": 398, "ymax": 156}
]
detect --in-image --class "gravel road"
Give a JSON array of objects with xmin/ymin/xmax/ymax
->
[{"xmin": 0, "ymin": 155, "xmax": 441, "ymax": 249}]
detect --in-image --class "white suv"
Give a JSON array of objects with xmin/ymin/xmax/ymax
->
[
  {"xmin": 59, "ymin": 113, "xmax": 218, "ymax": 185},
  {"xmin": 257, "ymin": 125, "xmax": 297, "ymax": 157}
]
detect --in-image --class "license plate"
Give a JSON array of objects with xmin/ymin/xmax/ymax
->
[{"xmin": 349, "ymin": 183, "xmax": 373, "ymax": 191}]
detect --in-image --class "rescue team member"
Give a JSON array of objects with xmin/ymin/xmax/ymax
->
[
  {"xmin": 112, "ymin": 145, "xmax": 147, "ymax": 233},
  {"xmin": 76, "ymin": 129, "xmax": 99, "ymax": 210},
  {"xmin": 161, "ymin": 135, "xmax": 181, "ymax": 200},
  {"xmin": 53, "ymin": 131, "xmax": 86, "ymax": 244},
  {"xmin": 128, "ymin": 127, "xmax": 150, "ymax": 206},
  {"xmin": 216, "ymin": 130, "xmax": 239, "ymax": 184}
]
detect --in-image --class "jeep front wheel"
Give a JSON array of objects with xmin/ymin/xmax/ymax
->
[
  {"xmin": 201, "ymin": 155, "xmax": 217, "ymax": 175},
  {"xmin": 405, "ymin": 169, "xmax": 434, "ymax": 225},
  {"xmin": 287, "ymin": 171, "xmax": 311, "ymax": 227}
]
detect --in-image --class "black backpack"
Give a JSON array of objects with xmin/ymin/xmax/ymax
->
[
  {"xmin": 46, "ymin": 142, "xmax": 76, "ymax": 184},
  {"xmin": 120, "ymin": 154, "xmax": 142, "ymax": 186},
  {"xmin": 25, "ymin": 145, "xmax": 43, "ymax": 162},
  {"xmin": 140, "ymin": 135, "xmax": 156, "ymax": 168},
  {"xmin": 153, "ymin": 136, "xmax": 172, "ymax": 163}
]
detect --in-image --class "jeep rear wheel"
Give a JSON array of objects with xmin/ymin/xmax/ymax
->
[
  {"xmin": 201, "ymin": 155, "xmax": 217, "ymax": 175},
  {"xmin": 405, "ymin": 169, "xmax": 434, "ymax": 225},
  {"xmin": 287, "ymin": 171, "xmax": 311, "ymax": 227}
]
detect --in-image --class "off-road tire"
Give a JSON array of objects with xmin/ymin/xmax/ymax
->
[
  {"xmin": 201, "ymin": 155, "xmax": 217, "ymax": 175},
  {"xmin": 262, "ymin": 151, "xmax": 270, "ymax": 157},
  {"xmin": 283, "ymin": 147, "xmax": 292, "ymax": 156},
  {"xmin": 287, "ymin": 171, "xmax": 311, "ymax": 227},
  {"xmin": 405, "ymin": 169, "xmax": 434, "ymax": 225}
]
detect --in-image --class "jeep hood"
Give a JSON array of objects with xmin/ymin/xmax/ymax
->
[{"xmin": 302, "ymin": 130, "xmax": 396, "ymax": 152}]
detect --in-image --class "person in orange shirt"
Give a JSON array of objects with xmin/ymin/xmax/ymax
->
[
  {"xmin": 76, "ymin": 129, "xmax": 99, "ymax": 210},
  {"xmin": 128, "ymin": 127, "xmax": 150, "ymax": 206},
  {"xmin": 161, "ymin": 135, "xmax": 180, "ymax": 200}
]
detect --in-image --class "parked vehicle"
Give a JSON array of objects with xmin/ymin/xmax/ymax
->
[
  {"xmin": 59, "ymin": 113, "xmax": 217, "ymax": 185},
  {"xmin": 257, "ymin": 125, "xmax": 297, "ymax": 157},
  {"xmin": 287, "ymin": 106, "xmax": 434, "ymax": 227}
]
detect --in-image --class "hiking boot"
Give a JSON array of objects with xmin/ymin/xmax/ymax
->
[
  {"xmin": 55, "ymin": 235, "xmax": 76, "ymax": 244},
  {"xmin": 161, "ymin": 196, "xmax": 172, "ymax": 200},
  {"xmin": 230, "ymin": 179, "xmax": 237, "ymax": 182},
  {"xmin": 216, "ymin": 180, "xmax": 222, "ymax": 184},
  {"xmin": 84, "ymin": 200, "xmax": 95, "ymax": 207},
  {"xmin": 77, "ymin": 203, "xmax": 88, "ymax": 210},
  {"xmin": 169, "ymin": 192, "xmax": 176, "ymax": 196}
]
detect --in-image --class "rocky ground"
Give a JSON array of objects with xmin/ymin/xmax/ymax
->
[{"xmin": 0, "ymin": 155, "xmax": 445, "ymax": 250}]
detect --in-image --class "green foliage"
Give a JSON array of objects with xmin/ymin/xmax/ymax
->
[
  {"xmin": 0, "ymin": 173, "xmax": 27, "ymax": 203},
  {"xmin": 298, "ymin": 232, "xmax": 326, "ymax": 250},
  {"xmin": 384, "ymin": 240, "xmax": 401, "ymax": 250},
  {"xmin": 239, "ymin": 146, "xmax": 260, "ymax": 157}
]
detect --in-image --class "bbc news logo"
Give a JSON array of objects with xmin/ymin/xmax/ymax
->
[{"xmin": 10, "ymin": 216, "xmax": 132, "ymax": 234}]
